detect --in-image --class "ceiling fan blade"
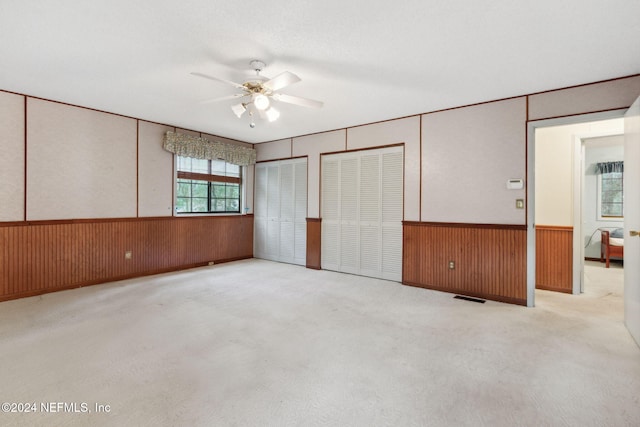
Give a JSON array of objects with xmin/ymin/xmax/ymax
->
[
  {"xmin": 272, "ymin": 93, "xmax": 323, "ymax": 109},
  {"xmin": 263, "ymin": 71, "xmax": 301, "ymax": 91},
  {"xmin": 191, "ymin": 72, "xmax": 245, "ymax": 89},
  {"xmin": 200, "ymin": 93, "xmax": 246, "ymax": 104}
]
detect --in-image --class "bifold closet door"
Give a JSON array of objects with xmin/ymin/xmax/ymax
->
[
  {"xmin": 321, "ymin": 146, "xmax": 403, "ymax": 281},
  {"xmin": 254, "ymin": 159, "xmax": 307, "ymax": 265}
]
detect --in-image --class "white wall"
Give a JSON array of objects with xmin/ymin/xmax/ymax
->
[
  {"xmin": 0, "ymin": 91, "xmax": 24, "ymax": 221},
  {"xmin": 535, "ymin": 118, "xmax": 624, "ymax": 226},
  {"xmin": 258, "ymin": 103, "xmax": 529, "ymax": 225},
  {"xmin": 529, "ymin": 75, "xmax": 640, "ymax": 121},
  {"xmin": 534, "ymin": 126, "xmax": 575, "ymax": 226},
  {"xmin": 4, "ymin": 75, "xmax": 638, "ymax": 228},
  {"xmin": 583, "ymin": 136, "xmax": 624, "ymax": 258},
  {"xmin": 253, "ymin": 76, "xmax": 640, "ymax": 228},
  {"xmin": 139, "ymin": 121, "xmax": 174, "ymax": 217},
  {"xmin": 422, "ymin": 98, "xmax": 527, "ymax": 224},
  {"xmin": 0, "ymin": 92, "xmax": 254, "ymax": 223},
  {"xmin": 26, "ymin": 98, "xmax": 138, "ymax": 220},
  {"xmin": 256, "ymin": 139, "xmax": 291, "ymax": 161}
]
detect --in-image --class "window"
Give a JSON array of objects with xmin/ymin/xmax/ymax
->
[
  {"xmin": 176, "ymin": 157, "xmax": 241, "ymax": 214},
  {"xmin": 599, "ymin": 171, "xmax": 623, "ymax": 218}
]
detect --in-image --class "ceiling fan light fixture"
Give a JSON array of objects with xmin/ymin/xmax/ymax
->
[
  {"xmin": 265, "ymin": 107, "xmax": 280, "ymax": 122},
  {"xmin": 231, "ymin": 103, "xmax": 246, "ymax": 118},
  {"xmin": 191, "ymin": 60, "xmax": 323, "ymax": 125},
  {"xmin": 253, "ymin": 94, "xmax": 270, "ymax": 110}
]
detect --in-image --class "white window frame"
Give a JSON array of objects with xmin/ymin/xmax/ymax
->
[
  {"xmin": 597, "ymin": 171, "xmax": 623, "ymax": 221},
  {"xmin": 174, "ymin": 156, "xmax": 245, "ymax": 216}
]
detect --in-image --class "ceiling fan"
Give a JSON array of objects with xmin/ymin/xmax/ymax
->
[{"xmin": 192, "ymin": 60, "xmax": 323, "ymax": 127}]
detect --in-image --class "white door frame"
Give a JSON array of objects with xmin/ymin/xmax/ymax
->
[
  {"xmin": 573, "ymin": 130, "xmax": 625, "ymax": 293},
  {"xmin": 526, "ymin": 109, "xmax": 627, "ymax": 307}
]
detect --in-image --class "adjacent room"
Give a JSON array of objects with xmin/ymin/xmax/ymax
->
[
  {"xmin": 534, "ymin": 118, "xmax": 626, "ymax": 295},
  {"xmin": 1, "ymin": 1, "xmax": 639, "ymax": 426}
]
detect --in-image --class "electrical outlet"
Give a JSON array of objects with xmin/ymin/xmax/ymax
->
[
  {"xmin": 125, "ymin": 251, "xmax": 132, "ymax": 260},
  {"xmin": 448, "ymin": 261, "xmax": 455, "ymax": 270},
  {"xmin": 516, "ymin": 199, "xmax": 524, "ymax": 209}
]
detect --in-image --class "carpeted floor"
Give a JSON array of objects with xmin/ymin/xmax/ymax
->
[{"xmin": 0, "ymin": 259, "xmax": 637, "ymax": 426}]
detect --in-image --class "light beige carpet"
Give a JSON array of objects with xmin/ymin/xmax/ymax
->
[{"xmin": 0, "ymin": 259, "xmax": 638, "ymax": 426}]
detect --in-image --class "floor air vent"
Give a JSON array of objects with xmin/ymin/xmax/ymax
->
[{"xmin": 454, "ymin": 295, "xmax": 486, "ymax": 304}]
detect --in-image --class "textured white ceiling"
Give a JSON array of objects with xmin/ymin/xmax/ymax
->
[{"xmin": 1, "ymin": 0, "xmax": 639, "ymax": 143}]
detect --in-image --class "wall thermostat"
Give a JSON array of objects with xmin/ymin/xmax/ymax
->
[{"xmin": 507, "ymin": 179, "xmax": 524, "ymax": 190}]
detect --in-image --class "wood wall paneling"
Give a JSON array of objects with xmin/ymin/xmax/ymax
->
[
  {"xmin": 306, "ymin": 218, "xmax": 321, "ymax": 269},
  {"xmin": 0, "ymin": 215, "xmax": 254, "ymax": 302},
  {"xmin": 402, "ymin": 222, "xmax": 527, "ymax": 305},
  {"xmin": 535, "ymin": 225, "xmax": 573, "ymax": 293}
]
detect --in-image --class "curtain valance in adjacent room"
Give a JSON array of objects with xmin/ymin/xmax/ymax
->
[
  {"xmin": 596, "ymin": 161, "xmax": 623, "ymax": 174},
  {"xmin": 163, "ymin": 131, "xmax": 256, "ymax": 166}
]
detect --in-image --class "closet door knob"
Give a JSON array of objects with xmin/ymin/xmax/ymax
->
[{"xmin": 630, "ymin": 230, "xmax": 640, "ymax": 237}]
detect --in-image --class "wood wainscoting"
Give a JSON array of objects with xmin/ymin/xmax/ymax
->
[
  {"xmin": 535, "ymin": 225, "xmax": 573, "ymax": 293},
  {"xmin": 403, "ymin": 222, "xmax": 527, "ymax": 305},
  {"xmin": 0, "ymin": 215, "xmax": 253, "ymax": 302},
  {"xmin": 306, "ymin": 218, "xmax": 322, "ymax": 269}
]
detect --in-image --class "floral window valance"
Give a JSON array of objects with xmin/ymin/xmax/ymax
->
[
  {"xmin": 163, "ymin": 131, "xmax": 256, "ymax": 166},
  {"xmin": 596, "ymin": 161, "xmax": 623, "ymax": 174}
]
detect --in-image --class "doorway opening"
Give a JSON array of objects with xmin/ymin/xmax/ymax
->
[{"xmin": 526, "ymin": 110, "xmax": 626, "ymax": 308}]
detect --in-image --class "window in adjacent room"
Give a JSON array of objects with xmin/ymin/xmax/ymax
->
[
  {"xmin": 598, "ymin": 171, "xmax": 623, "ymax": 219},
  {"xmin": 176, "ymin": 157, "xmax": 241, "ymax": 214}
]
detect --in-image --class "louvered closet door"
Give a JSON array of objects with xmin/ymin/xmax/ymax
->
[
  {"xmin": 254, "ymin": 165, "xmax": 268, "ymax": 258},
  {"xmin": 359, "ymin": 153, "xmax": 381, "ymax": 278},
  {"xmin": 266, "ymin": 163, "xmax": 280, "ymax": 260},
  {"xmin": 279, "ymin": 163, "xmax": 294, "ymax": 261},
  {"xmin": 293, "ymin": 161, "xmax": 308, "ymax": 264},
  {"xmin": 321, "ymin": 159, "xmax": 340, "ymax": 272},
  {"xmin": 380, "ymin": 150, "xmax": 403, "ymax": 280},
  {"xmin": 340, "ymin": 158, "xmax": 359, "ymax": 275},
  {"xmin": 254, "ymin": 158, "xmax": 307, "ymax": 265},
  {"xmin": 321, "ymin": 146, "xmax": 403, "ymax": 281}
]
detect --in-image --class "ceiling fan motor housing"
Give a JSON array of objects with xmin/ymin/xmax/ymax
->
[{"xmin": 249, "ymin": 60, "xmax": 266, "ymax": 73}]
